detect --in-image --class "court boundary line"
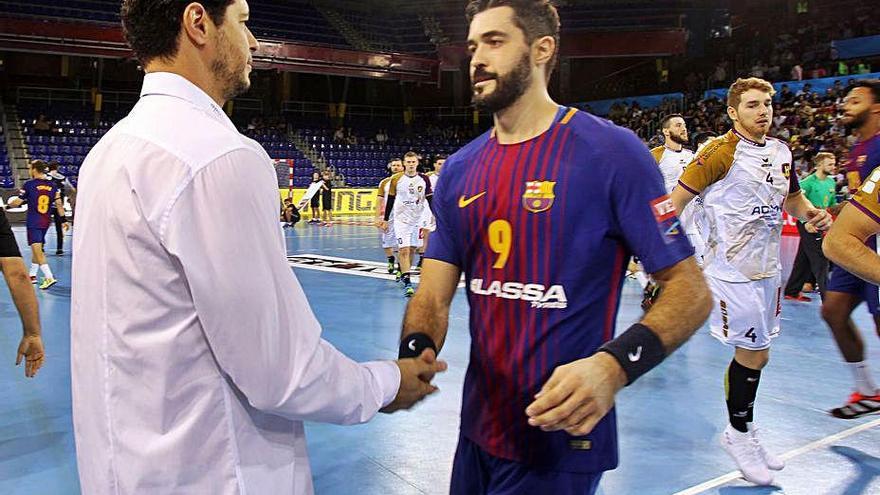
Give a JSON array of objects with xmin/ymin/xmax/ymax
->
[
  {"xmin": 672, "ymin": 416, "xmax": 880, "ymax": 494},
  {"xmin": 287, "ymin": 253, "xmax": 466, "ymax": 288}
]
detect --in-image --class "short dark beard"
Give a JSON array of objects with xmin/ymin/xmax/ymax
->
[
  {"xmin": 472, "ymin": 52, "xmax": 532, "ymax": 114},
  {"xmin": 211, "ymin": 31, "xmax": 250, "ymax": 102},
  {"xmin": 844, "ymin": 108, "xmax": 870, "ymax": 131},
  {"xmin": 668, "ymin": 132, "xmax": 689, "ymax": 146}
]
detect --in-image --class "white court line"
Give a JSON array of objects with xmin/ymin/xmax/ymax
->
[
  {"xmin": 288, "ymin": 253, "xmax": 466, "ymax": 288},
  {"xmin": 673, "ymin": 416, "xmax": 880, "ymax": 495}
]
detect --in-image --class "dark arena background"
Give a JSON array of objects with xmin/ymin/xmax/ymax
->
[{"xmin": 0, "ymin": 0, "xmax": 879, "ymax": 493}]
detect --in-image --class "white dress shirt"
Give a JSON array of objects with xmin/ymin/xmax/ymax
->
[{"xmin": 71, "ymin": 72, "xmax": 400, "ymax": 494}]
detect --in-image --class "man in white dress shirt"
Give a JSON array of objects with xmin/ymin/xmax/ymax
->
[{"xmin": 70, "ymin": 1, "xmax": 447, "ymax": 493}]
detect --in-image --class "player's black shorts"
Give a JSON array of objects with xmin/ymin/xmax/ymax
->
[
  {"xmin": 310, "ymin": 195, "xmax": 320, "ymax": 208},
  {"xmin": 322, "ymin": 194, "xmax": 332, "ymax": 211}
]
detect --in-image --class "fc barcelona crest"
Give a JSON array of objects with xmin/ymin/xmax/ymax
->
[{"xmin": 523, "ymin": 181, "xmax": 556, "ymax": 213}]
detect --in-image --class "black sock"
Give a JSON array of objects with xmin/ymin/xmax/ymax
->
[
  {"xmin": 417, "ymin": 256, "xmax": 423, "ymax": 267},
  {"xmin": 402, "ymin": 273, "xmax": 411, "ymax": 285},
  {"xmin": 387, "ymin": 256, "xmax": 395, "ymax": 264},
  {"xmin": 726, "ymin": 358, "xmax": 761, "ymax": 433}
]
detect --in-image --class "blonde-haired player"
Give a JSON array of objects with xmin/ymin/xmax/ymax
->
[
  {"xmin": 380, "ymin": 151, "xmax": 432, "ymax": 297},
  {"xmin": 671, "ymin": 77, "xmax": 832, "ymax": 486}
]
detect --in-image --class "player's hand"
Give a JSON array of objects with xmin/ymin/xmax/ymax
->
[
  {"xmin": 62, "ymin": 222, "xmax": 70, "ymax": 232},
  {"xmin": 805, "ymin": 208, "xmax": 832, "ymax": 231},
  {"xmin": 16, "ymin": 334, "xmax": 45, "ymax": 378},
  {"xmin": 378, "ymin": 221, "xmax": 389, "ymax": 232},
  {"xmin": 525, "ymin": 352, "xmax": 626, "ymax": 436},
  {"xmin": 804, "ymin": 223, "xmax": 818, "ymax": 234},
  {"xmin": 380, "ymin": 349, "xmax": 448, "ymax": 414}
]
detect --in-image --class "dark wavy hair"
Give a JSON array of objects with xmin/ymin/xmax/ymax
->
[
  {"xmin": 465, "ymin": 0, "xmax": 561, "ymax": 79},
  {"xmin": 121, "ymin": 0, "xmax": 235, "ymax": 65}
]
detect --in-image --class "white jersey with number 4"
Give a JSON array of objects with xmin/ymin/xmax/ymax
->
[{"xmin": 678, "ymin": 130, "xmax": 797, "ymax": 283}]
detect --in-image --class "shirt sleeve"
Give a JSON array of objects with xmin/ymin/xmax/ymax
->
[
  {"xmin": 162, "ymin": 148, "xmax": 400, "ymax": 425},
  {"xmin": 424, "ymin": 159, "xmax": 463, "ymax": 267},
  {"xmin": 851, "ymin": 166, "xmax": 880, "ymax": 224},
  {"xmin": 610, "ymin": 133, "xmax": 695, "ymax": 274},
  {"xmin": 0, "ymin": 209, "xmax": 21, "ymax": 258},
  {"xmin": 677, "ymin": 138, "xmax": 734, "ymax": 195}
]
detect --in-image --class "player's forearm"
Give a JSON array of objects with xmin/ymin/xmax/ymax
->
[
  {"xmin": 670, "ymin": 186, "xmax": 696, "ymax": 218},
  {"xmin": 784, "ymin": 193, "xmax": 813, "ymax": 221},
  {"xmin": 824, "ymin": 230, "xmax": 880, "ymax": 285},
  {"xmin": 641, "ymin": 258, "xmax": 711, "ymax": 353},
  {"xmin": 401, "ymin": 290, "xmax": 451, "ymax": 352},
  {"xmin": 383, "ymin": 195, "xmax": 396, "ymax": 221},
  {"xmin": 1, "ymin": 259, "xmax": 41, "ymax": 337}
]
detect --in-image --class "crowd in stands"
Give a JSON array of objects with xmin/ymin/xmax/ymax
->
[{"xmin": 608, "ymin": 78, "xmax": 868, "ymax": 201}]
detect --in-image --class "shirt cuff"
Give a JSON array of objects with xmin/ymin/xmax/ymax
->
[{"xmin": 364, "ymin": 360, "xmax": 401, "ymax": 408}]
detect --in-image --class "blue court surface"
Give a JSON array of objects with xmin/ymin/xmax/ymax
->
[{"xmin": 1, "ymin": 222, "xmax": 879, "ymax": 494}]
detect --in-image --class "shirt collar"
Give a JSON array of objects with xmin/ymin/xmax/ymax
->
[
  {"xmin": 139, "ymin": 72, "xmax": 236, "ymax": 131},
  {"xmin": 732, "ymin": 128, "xmax": 766, "ymax": 147}
]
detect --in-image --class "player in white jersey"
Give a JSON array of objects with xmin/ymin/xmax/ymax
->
[
  {"xmin": 376, "ymin": 158, "xmax": 404, "ymax": 276},
  {"xmin": 672, "ymin": 78, "xmax": 832, "ymax": 486},
  {"xmin": 640, "ymin": 115, "xmax": 701, "ymax": 309},
  {"xmin": 381, "ymin": 151, "xmax": 433, "ymax": 297},
  {"xmin": 415, "ymin": 155, "xmax": 446, "ymax": 272}
]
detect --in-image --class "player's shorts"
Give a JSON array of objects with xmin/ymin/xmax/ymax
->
[
  {"xmin": 827, "ymin": 264, "xmax": 880, "ymax": 315},
  {"xmin": 708, "ymin": 274, "xmax": 782, "ymax": 350},
  {"xmin": 381, "ymin": 223, "xmax": 397, "ymax": 249},
  {"xmin": 26, "ymin": 227, "xmax": 48, "ymax": 246},
  {"xmin": 395, "ymin": 221, "xmax": 423, "ymax": 248},
  {"xmin": 309, "ymin": 195, "xmax": 320, "ymax": 208},
  {"xmin": 321, "ymin": 195, "xmax": 332, "ymax": 211},
  {"xmin": 450, "ymin": 434, "xmax": 602, "ymax": 495}
]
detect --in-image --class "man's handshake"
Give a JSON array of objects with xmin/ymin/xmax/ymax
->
[{"xmin": 381, "ymin": 349, "xmax": 447, "ymax": 413}]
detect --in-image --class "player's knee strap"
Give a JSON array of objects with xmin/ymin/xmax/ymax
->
[{"xmin": 598, "ymin": 323, "xmax": 666, "ymax": 385}]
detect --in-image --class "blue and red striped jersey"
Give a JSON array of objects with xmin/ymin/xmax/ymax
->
[
  {"xmin": 426, "ymin": 107, "xmax": 694, "ymax": 473},
  {"xmin": 18, "ymin": 178, "xmax": 59, "ymax": 230},
  {"xmin": 846, "ymin": 132, "xmax": 880, "ymax": 249}
]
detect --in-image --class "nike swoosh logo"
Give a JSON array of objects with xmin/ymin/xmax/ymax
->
[
  {"xmin": 458, "ymin": 192, "xmax": 487, "ymax": 208},
  {"xmin": 628, "ymin": 346, "xmax": 642, "ymax": 362},
  {"xmin": 408, "ymin": 339, "xmax": 417, "ymax": 352}
]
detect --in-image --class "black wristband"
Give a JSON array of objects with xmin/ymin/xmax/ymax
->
[
  {"xmin": 399, "ymin": 332, "xmax": 438, "ymax": 359},
  {"xmin": 598, "ymin": 323, "xmax": 666, "ymax": 386}
]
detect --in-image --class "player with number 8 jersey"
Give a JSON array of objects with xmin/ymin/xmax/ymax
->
[{"xmin": 9, "ymin": 160, "xmax": 66, "ymax": 289}]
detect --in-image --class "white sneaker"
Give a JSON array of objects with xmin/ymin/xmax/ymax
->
[
  {"xmin": 749, "ymin": 426, "xmax": 785, "ymax": 471},
  {"xmin": 720, "ymin": 425, "xmax": 774, "ymax": 485}
]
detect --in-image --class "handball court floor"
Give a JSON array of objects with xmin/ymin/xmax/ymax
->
[{"xmin": 1, "ymin": 221, "xmax": 879, "ymax": 495}]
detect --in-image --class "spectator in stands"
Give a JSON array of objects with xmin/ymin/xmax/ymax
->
[
  {"xmin": 791, "ymin": 64, "xmax": 804, "ymax": 81},
  {"xmin": 34, "ymin": 114, "xmax": 53, "ymax": 136},
  {"xmin": 375, "ymin": 129, "xmax": 387, "ymax": 144},
  {"xmin": 333, "ymin": 126, "xmax": 345, "ymax": 143}
]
